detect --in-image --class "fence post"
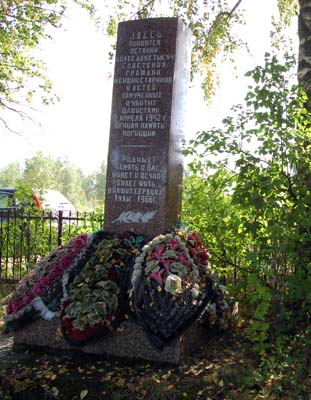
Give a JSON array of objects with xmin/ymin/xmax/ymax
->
[{"xmin": 57, "ymin": 210, "xmax": 63, "ymax": 246}]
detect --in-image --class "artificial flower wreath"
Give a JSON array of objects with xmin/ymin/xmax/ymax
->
[
  {"xmin": 4, "ymin": 234, "xmax": 89, "ymax": 331},
  {"xmin": 3, "ymin": 226, "xmax": 237, "ymax": 349},
  {"xmin": 130, "ymin": 228, "xmax": 214, "ymax": 349},
  {"xmin": 61, "ymin": 232, "xmax": 144, "ymax": 344}
]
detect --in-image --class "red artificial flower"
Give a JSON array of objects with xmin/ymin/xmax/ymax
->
[
  {"xmin": 187, "ymin": 232, "xmax": 202, "ymax": 248},
  {"xmin": 23, "ymin": 292, "xmax": 35, "ymax": 305},
  {"xmin": 177, "ymin": 252, "xmax": 192, "ymax": 267},
  {"xmin": 194, "ymin": 249, "xmax": 209, "ymax": 266},
  {"xmin": 149, "ymin": 246, "xmax": 165, "ymax": 260},
  {"xmin": 52, "ymin": 267, "xmax": 64, "ymax": 279},
  {"xmin": 39, "ymin": 276, "xmax": 50, "ymax": 287},
  {"xmin": 188, "ymin": 247, "xmax": 196, "ymax": 257},
  {"xmin": 63, "ymin": 313, "xmax": 116, "ymax": 343},
  {"xmin": 168, "ymin": 239, "xmax": 179, "ymax": 250},
  {"xmin": 161, "ymin": 258, "xmax": 174, "ymax": 269},
  {"xmin": 62, "ymin": 316, "xmax": 72, "ymax": 329},
  {"xmin": 69, "ymin": 328, "xmax": 91, "ymax": 342},
  {"xmin": 7, "ymin": 299, "xmax": 24, "ymax": 314},
  {"xmin": 149, "ymin": 268, "xmax": 166, "ymax": 285},
  {"xmin": 108, "ymin": 267, "xmax": 119, "ymax": 282},
  {"xmin": 60, "ymin": 256, "xmax": 72, "ymax": 268},
  {"xmin": 33, "ymin": 282, "xmax": 45, "ymax": 296}
]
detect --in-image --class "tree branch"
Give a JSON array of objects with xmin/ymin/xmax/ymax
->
[
  {"xmin": 0, "ymin": 98, "xmax": 41, "ymax": 135},
  {"xmin": 0, "ymin": 115, "xmax": 22, "ymax": 135},
  {"xmin": 281, "ymin": 170, "xmax": 297, "ymax": 200},
  {"xmin": 130, "ymin": 0, "xmax": 155, "ymax": 19},
  {"xmin": 229, "ymin": 0, "xmax": 243, "ymax": 17},
  {"xmin": 207, "ymin": 0, "xmax": 243, "ymax": 37},
  {"xmin": 211, "ymin": 252, "xmax": 253, "ymax": 274}
]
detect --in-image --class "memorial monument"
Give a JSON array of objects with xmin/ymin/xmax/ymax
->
[
  {"xmin": 104, "ymin": 17, "xmax": 191, "ymax": 238},
  {"xmin": 5, "ymin": 18, "xmax": 234, "ymax": 365}
]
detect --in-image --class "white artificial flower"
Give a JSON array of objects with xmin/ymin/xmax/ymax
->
[
  {"xmin": 218, "ymin": 284, "xmax": 227, "ymax": 295},
  {"xmin": 164, "ymin": 274, "xmax": 182, "ymax": 295},
  {"xmin": 191, "ymin": 283, "xmax": 200, "ymax": 299}
]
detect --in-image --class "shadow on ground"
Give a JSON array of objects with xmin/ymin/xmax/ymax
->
[{"xmin": 0, "ymin": 328, "xmax": 260, "ymax": 400}]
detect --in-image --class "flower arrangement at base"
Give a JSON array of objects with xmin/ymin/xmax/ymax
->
[
  {"xmin": 199, "ymin": 285, "xmax": 239, "ymax": 331},
  {"xmin": 4, "ymin": 234, "xmax": 89, "ymax": 332},
  {"xmin": 130, "ymin": 227, "xmax": 213, "ymax": 349},
  {"xmin": 61, "ymin": 232, "xmax": 144, "ymax": 345},
  {"xmin": 3, "ymin": 224, "xmax": 237, "ymax": 349}
]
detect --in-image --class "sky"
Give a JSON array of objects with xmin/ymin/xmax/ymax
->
[{"xmin": 0, "ymin": 0, "xmax": 296, "ymax": 175}]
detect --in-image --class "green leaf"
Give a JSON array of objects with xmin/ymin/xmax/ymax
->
[
  {"xmin": 136, "ymin": 236, "xmax": 144, "ymax": 244},
  {"xmin": 124, "ymin": 239, "xmax": 132, "ymax": 247},
  {"xmin": 245, "ymin": 252, "xmax": 257, "ymax": 261}
]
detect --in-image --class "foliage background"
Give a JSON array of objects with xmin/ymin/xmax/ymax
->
[
  {"xmin": 0, "ymin": 151, "xmax": 106, "ymax": 211},
  {"xmin": 3, "ymin": 0, "xmax": 311, "ymax": 398}
]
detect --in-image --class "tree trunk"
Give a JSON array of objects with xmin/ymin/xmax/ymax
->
[
  {"xmin": 295, "ymin": 1, "xmax": 311, "ymax": 269},
  {"xmin": 298, "ymin": 0, "xmax": 311, "ymax": 109}
]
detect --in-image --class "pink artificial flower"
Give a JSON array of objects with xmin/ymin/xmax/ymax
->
[
  {"xmin": 33, "ymin": 282, "xmax": 45, "ymax": 296},
  {"xmin": 6, "ymin": 234, "xmax": 88, "ymax": 317},
  {"xmin": 23, "ymin": 292, "xmax": 35, "ymax": 305},
  {"xmin": 168, "ymin": 239, "xmax": 179, "ymax": 250},
  {"xmin": 149, "ymin": 246, "xmax": 165, "ymax": 260},
  {"xmin": 73, "ymin": 235, "xmax": 87, "ymax": 248},
  {"xmin": 161, "ymin": 258, "xmax": 174, "ymax": 269},
  {"xmin": 60, "ymin": 256, "xmax": 72, "ymax": 269},
  {"xmin": 177, "ymin": 252, "xmax": 192, "ymax": 267},
  {"xmin": 7, "ymin": 299, "xmax": 24, "ymax": 314},
  {"xmin": 149, "ymin": 268, "xmax": 166, "ymax": 285},
  {"xmin": 39, "ymin": 276, "xmax": 50, "ymax": 287},
  {"xmin": 52, "ymin": 267, "xmax": 64, "ymax": 279},
  {"xmin": 6, "ymin": 303, "xmax": 14, "ymax": 314}
]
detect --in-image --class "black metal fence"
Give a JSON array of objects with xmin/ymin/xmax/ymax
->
[{"xmin": 0, "ymin": 209, "xmax": 104, "ymax": 281}]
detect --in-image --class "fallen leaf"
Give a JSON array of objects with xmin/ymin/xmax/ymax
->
[
  {"xmin": 80, "ymin": 389, "xmax": 88, "ymax": 399},
  {"xmin": 58, "ymin": 366, "xmax": 69, "ymax": 374},
  {"xmin": 101, "ymin": 373, "xmax": 113, "ymax": 382},
  {"xmin": 115, "ymin": 378, "xmax": 126, "ymax": 387}
]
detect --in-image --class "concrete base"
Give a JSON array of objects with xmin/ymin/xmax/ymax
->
[{"xmin": 13, "ymin": 317, "xmax": 207, "ymax": 365}]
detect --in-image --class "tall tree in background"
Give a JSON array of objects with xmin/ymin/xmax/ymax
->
[
  {"xmin": 56, "ymin": 160, "xmax": 87, "ymax": 209},
  {"xmin": 0, "ymin": 162, "xmax": 22, "ymax": 187},
  {"xmin": 83, "ymin": 162, "xmax": 106, "ymax": 210},
  {"xmin": 298, "ymin": 0, "xmax": 311, "ymax": 108},
  {"xmin": 0, "ymin": 0, "xmax": 247, "ymax": 135},
  {"xmin": 0, "ymin": 152, "xmax": 106, "ymax": 211},
  {"xmin": 0, "ymin": 0, "xmax": 96, "ymax": 132},
  {"xmin": 107, "ymin": 0, "xmax": 243, "ymax": 100},
  {"xmin": 23, "ymin": 151, "xmax": 59, "ymax": 189}
]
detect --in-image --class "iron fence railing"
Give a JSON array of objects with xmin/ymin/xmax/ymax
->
[{"xmin": 0, "ymin": 209, "xmax": 104, "ymax": 281}]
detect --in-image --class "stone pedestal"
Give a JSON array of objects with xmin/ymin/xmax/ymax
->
[{"xmin": 13, "ymin": 317, "xmax": 206, "ymax": 365}]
